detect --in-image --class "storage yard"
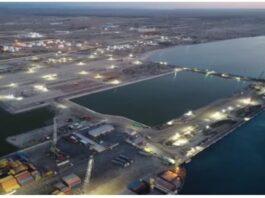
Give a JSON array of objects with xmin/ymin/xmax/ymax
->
[{"xmin": 1, "ymin": 78, "xmax": 264, "ymax": 195}]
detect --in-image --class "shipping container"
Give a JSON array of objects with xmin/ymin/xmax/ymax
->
[
  {"xmin": 0, "ymin": 159, "xmax": 8, "ymax": 168},
  {"xmin": 31, "ymin": 170, "xmax": 41, "ymax": 181},
  {"xmin": 160, "ymin": 170, "xmax": 178, "ymax": 182},
  {"xmin": 15, "ymin": 171, "xmax": 34, "ymax": 186},
  {"xmin": 128, "ymin": 180, "xmax": 150, "ymax": 194},
  {"xmin": 54, "ymin": 182, "xmax": 69, "ymax": 192},
  {"xmin": 0, "ymin": 175, "xmax": 20, "ymax": 193},
  {"xmin": 62, "ymin": 173, "xmax": 81, "ymax": 188},
  {"xmin": 14, "ymin": 164, "xmax": 28, "ymax": 174},
  {"xmin": 155, "ymin": 177, "xmax": 176, "ymax": 193},
  {"xmin": 9, "ymin": 160, "xmax": 22, "ymax": 169},
  {"xmin": 27, "ymin": 163, "xmax": 37, "ymax": 172}
]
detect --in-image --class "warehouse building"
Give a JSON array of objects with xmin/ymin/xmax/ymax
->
[{"xmin": 88, "ymin": 124, "xmax": 114, "ymax": 138}]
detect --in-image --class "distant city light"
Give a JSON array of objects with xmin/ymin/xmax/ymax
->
[
  {"xmin": 34, "ymin": 84, "xmax": 49, "ymax": 92},
  {"xmin": 88, "ymin": 54, "xmax": 96, "ymax": 59},
  {"xmin": 26, "ymin": 67, "xmax": 36, "ymax": 74},
  {"xmin": 109, "ymin": 79, "xmax": 121, "ymax": 85},
  {"xmin": 238, "ymin": 97, "xmax": 257, "ymax": 106},
  {"xmin": 7, "ymin": 83, "xmax": 18, "ymax": 88},
  {"xmin": 167, "ymin": 120, "xmax": 174, "ymax": 125},
  {"xmin": 77, "ymin": 62, "xmax": 85, "ymax": 66},
  {"xmin": 210, "ymin": 111, "xmax": 226, "ymax": 121},
  {"xmin": 206, "ymin": 70, "xmax": 216, "ymax": 76},
  {"xmin": 78, "ymin": 70, "xmax": 89, "ymax": 75},
  {"xmin": 109, "ymin": 64, "xmax": 117, "ymax": 69},
  {"xmin": 0, "ymin": 94, "xmax": 23, "ymax": 101},
  {"xmin": 42, "ymin": 73, "xmax": 57, "ymax": 81},
  {"xmin": 57, "ymin": 104, "xmax": 68, "ymax": 109},
  {"xmin": 185, "ymin": 110, "xmax": 194, "ymax": 117},
  {"xmin": 133, "ymin": 60, "xmax": 142, "ymax": 65},
  {"xmin": 94, "ymin": 74, "xmax": 103, "ymax": 79}
]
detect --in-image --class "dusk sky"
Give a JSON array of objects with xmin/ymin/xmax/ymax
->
[
  {"xmin": 1, "ymin": 2, "xmax": 265, "ymax": 10},
  {"xmin": 78, "ymin": 2, "xmax": 265, "ymax": 9}
]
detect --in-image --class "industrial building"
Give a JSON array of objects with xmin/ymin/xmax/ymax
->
[{"xmin": 88, "ymin": 124, "xmax": 114, "ymax": 138}]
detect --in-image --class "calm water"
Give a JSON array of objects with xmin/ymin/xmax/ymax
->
[
  {"xmin": 0, "ymin": 108, "xmax": 54, "ymax": 156},
  {"xmin": 74, "ymin": 72, "xmax": 245, "ymax": 126},
  {"xmin": 181, "ymin": 112, "xmax": 265, "ymax": 194},
  {"xmin": 148, "ymin": 36, "xmax": 265, "ymax": 78},
  {"xmin": 0, "ymin": 36, "xmax": 265, "ymax": 194}
]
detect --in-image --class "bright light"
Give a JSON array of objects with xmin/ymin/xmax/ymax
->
[
  {"xmin": 210, "ymin": 111, "xmax": 226, "ymax": 121},
  {"xmin": 26, "ymin": 67, "xmax": 36, "ymax": 74},
  {"xmin": 206, "ymin": 70, "xmax": 216, "ymax": 76},
  {"xmin": 186, "ymin": 146, "xmax": 204, "ymax": 157},
  {"xmin": 129, "ymin": 53, "xmax": 133, "ymax": 58},
  {"xmin": 182, "ymin": 126, "xmax": 195, "ymax": 135},
  {"xmin": 144, "ymin": 146, "xmax": 153, "ymax": 154},
  {"xmin": 185, "ymin": 110, "xmax": 194, "ymax": 117},
  {"xmin": 206, "ymin": 125, "xmax": 210, "ymax": 129},
  {"xmin": 174, "ymin": 68, "xmax": 183, "ymax": 72},
  {"xmin": 109, "ymin": 64, "xmax": 117, "ymax": 69},
  {"xmin": 171, "ymin": 133, "xmax": 181, "ymax": 140},
  {"xmin": 235, "ymin": 77, "xmax": 241, "ymax": 81},
  {"xmin": 42, "ymin": 73, "xmax": 57, "ymax": 81},
  {"xmin": 77, "ymin": 62, "xmax": 85, "ymax": 66},
  {"xmin": 159, "ymin": 61, "xmax": 167, "ymax": 65},
  {"xmin": 57, "ymin": 104, "xmax": 68, "ymax": 109},
  {"xmin": 0, "ymin": 94, "xmax": 23, "ymax": 101},
  {"xmin": 167, "ymin": 120, "xmax": 174, "ymax": 125},
  {"xmin": 34, "ymin": 84, "xmax": 48, "ymax": 92},
  {"xmin": 88, "ymin": 54, "xmax": 96, "ymax": 59},
  {"xmin": 7, "ymin": 83, "xmax": 17, "ymax": 88},
  {"xmin": 228, "ymin": 106, "xmax": 234, "ymax": 111},
  {"xmin": 108, "ymin": 57, "xmax": 114, "ymax": 61},
  {"xmin": 109, "ymin": 79, "xmax": 121, "ymax": 85},
  {"xmin": 244, "ymin": 117, "xmax": 251, "ymax": 121},
  {"xmin": 133, "ymin": 60, "xmax": 142, "ymax": 65},
  {"xmin": 238, "ymin": 97, "xmax": 257, "ymax": 106},
  {"xmin": 78, "ymin": 70, "xmax": 89, "ymax": 75},
  {"xmin": 172, "ymin": 137, "xmax": 189, "ymax": 146},
  {"xmin": 16, "ymin": 96, "xmax": 23, "ymax": 101},
  {"xmin": 166, "ymin": 157, "xmax": 175, "ymax": 165},
  {"xmin": 222, "ymin": 73, "xmax": 229, "ymax": 78},
  {"xmin": 94, "ymin": 74, "xmax": 103, "ymax": 79}
]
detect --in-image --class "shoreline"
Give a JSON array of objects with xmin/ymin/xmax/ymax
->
[
  {"xmin": 139, "ymin": 35, "xmax": 265, "ymax": 62},
  {"xmin": 2, "ymin": 35, "xmax": 265, "ymax": 115}
]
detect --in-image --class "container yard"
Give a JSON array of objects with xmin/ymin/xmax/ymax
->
[
  {"xmin": 0, "ymin": 77, "xmax": 263, "ymax": 195},
  {"xmin": 0, "ymin": 154, "xmax": 42, "ymax": 194}
]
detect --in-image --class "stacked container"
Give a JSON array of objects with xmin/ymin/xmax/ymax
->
[
  {"xmin": 54, "ymin": 182, "xmax": 72, "ymax": 194},
  {"xmin": 0, "ymin": 159, "xmax": 8, "ymax": 169},
  {"xmin": 0, "ymin": 175, "xmax": 20, "ymax": 193},
  {"xmin": 31, "ymin": 170, "xmax": 41, "ymax": 181},
  {"xmin": 9, "ymin": 160, "xmax": 22, "ymax": 169},
  {"xmin": 62, "ymin": 174, "xmax": 81, "ymax": 189},
  {"xmin": 14, "ymin": 164, "xmax": 28, "ymax": 174},
  {"xmin": 15, "ymin": 171, "xmax": 34, "ymax": 186}
]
